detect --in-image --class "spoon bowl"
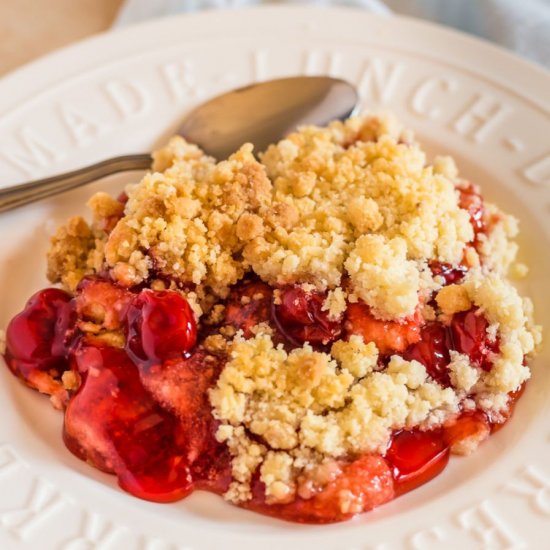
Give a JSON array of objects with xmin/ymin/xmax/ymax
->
[{"xmin": 180, "ymin": 76, "xmax": 358, "ymax": 159}]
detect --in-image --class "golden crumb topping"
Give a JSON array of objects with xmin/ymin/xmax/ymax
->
[
  {"xmin": 209, "ymin": 333, "xmax": 458, "ymax": 502},
  {"xmin": 436, "ymin": 284, "xmax": 472, "ymax": 316},
  {"xmin": 50, "ymin": 114, "xmax": 476, "ymax": 314},
  {"xmin": 47, "ymin": 216, "xmax": 104, "ymax": 291},
  {"xmin": 345, "ymin": 235, "xmax": 420, "ymax": 319},
  {"xmin": 255, "ymin": 123, "xmax": 473, "ymax": 298},
  {"xmin": 465, "ymin": 272, "xmax": 539, "ymax": 394},
  {"xmin": 104, "ymin": 142, "xmax": 271, "ymax": 296}
]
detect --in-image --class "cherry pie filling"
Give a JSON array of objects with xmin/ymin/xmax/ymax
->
[
  {"xmin": 4, "ymin": 265, "xmax": 525, "ymax": 523},
  {"xmin": 1, "ymin": 119, "xmax": 539, "ymax": 524}
]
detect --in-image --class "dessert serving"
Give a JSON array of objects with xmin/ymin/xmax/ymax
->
[{"xmin": 1, "ymin": 113, "xmax": 542, "ymax": 524}]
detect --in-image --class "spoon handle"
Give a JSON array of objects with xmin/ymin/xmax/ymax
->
[{"xmin": 0, "ymin": 153, "xmax": 152, "ymax": 213}]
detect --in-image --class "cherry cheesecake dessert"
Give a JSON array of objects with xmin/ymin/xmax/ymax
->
[{"xmin": 2, "ymin": 114, "xmax": 542, "ymax": 523}]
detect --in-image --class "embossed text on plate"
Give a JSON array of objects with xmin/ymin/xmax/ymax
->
[
  {"xmin": 451, "ymin": 94, "xmax": 512, "ymax": 143},
  {"xmin": 505, "ymin": 465, "xmax": 550, "ymax": 516},
  {"xmin": 457, "ymin": 500, "xmax": 525, "ymax": 549}
]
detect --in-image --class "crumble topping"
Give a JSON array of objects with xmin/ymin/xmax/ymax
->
[
  {"xmin": 345, "ymin": 235, "xmax": 420, "ymax": 319},
  {"xmin": 107, "ymin": 143, "xmax": 271, "ymax": 297},
  {"xmin": 448, "ymin": 352, "xmax": 480, "ymax": 393},
  {"xmin": 47, "ymin": 216, "xmax": 101, "ymax": 291},
  {"xmin": 322, "ymin": 287, "xmax": 348, "ymax": 321},
  {"xmin": 436, "ymin": 284, "xmax": 472, "ymax": 316},
  {"xmin": 42, "ymin": 113, "xmax": 542, "ymax": 508},
  {"xmin": 477, "ymin": 207, "xmax": 519, "ymax": 276},
  {"xmin": 248, "ymin": 121, "xmax": 473, "ymax": 301},
  {"xmin": 48, "ymin": 114, "xmax": 473, "ymax": 315},
  {"xmin": 210, "ymin": 333, "xmax": 458, "ymax": 502},
  {"xmin": 465, "ymin": 274, "xmax": 537, "ymax": 392}
]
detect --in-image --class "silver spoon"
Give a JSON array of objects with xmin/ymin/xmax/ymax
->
[{"xmin": 0, "ymin": 76, "xmax": 358, "ymax": 213}]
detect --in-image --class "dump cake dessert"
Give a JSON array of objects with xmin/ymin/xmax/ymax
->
[{"xmin": 2, "ymin": 114, "xmax": 542, "ymax": 523}]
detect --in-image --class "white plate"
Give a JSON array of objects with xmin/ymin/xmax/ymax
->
[{"xmin": 0, "ymin": 6, "xmax": 549, "ymax": 549}]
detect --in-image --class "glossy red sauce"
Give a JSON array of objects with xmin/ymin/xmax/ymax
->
[
  {"xmin": 403, "ymin": 323, "xmax": 452, "ymax": 386},
  {"xmin": 3, "ymin": 271, "xmax": 524, "ymax": 523},
  {"xmin": 273, "ymin": 286, "xmax": 342, "ymax": 347},
  {"xmin": 386, "ymin": 430, "xmax": 449, "ymax": 496},
  {"xmin": 64, "ymin": 344, "xmax": 195, "ymax": 502}
]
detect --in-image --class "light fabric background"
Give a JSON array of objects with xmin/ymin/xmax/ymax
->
[{"xmin": 115, "ymin": 0, "xmax": 550, "ymax": 68}]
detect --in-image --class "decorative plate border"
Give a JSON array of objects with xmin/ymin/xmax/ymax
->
[{"xmin": 0, "ymin": 7, "xmax": 549, "ymax": 549}]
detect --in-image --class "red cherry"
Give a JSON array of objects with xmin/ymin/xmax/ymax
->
[
  {"xmin": 5, "ymin": 288, "xmax": 74, "ymax": 394},
  {"xmin": 429, "ymin": 260, "xmax": 467, "ymax": 286},
  {"xmin": 385, "ymin": 430, "xmax": 449, "ymax": 496},
  {"xmin": 273, "ymin": 286, "xmax": 342, "ymax": 346},
  {"xmin": 345, "ymin": 301, "xmax": 421, "ymax": 355},
  {"xmin": 276, "ymin": 287, "xmax": 315, "ymax": 326},
  {"xmin": 450, "ymin": 308, "xmax": 497, "ymax": 371},
  {"xmin": 403, "ymin": 323, "xmax": 452, "ymax": 386},
  {"xmin": 64, "ymin": 344, "xmax": 194, "ymax": 502},
  {"xmin": 125, "ymin": 289, "xmax": 197, "ymax": 366}
]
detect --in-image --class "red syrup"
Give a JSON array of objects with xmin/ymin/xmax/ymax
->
[
  {"xmin": 403, "ymin": 323, "xmax": 452, "ymax": 386},
  {"xmin": 385, "ymin": 430, "xmax": 449, "ymax": 496},
  {"xmin": 64, "ymin": 341, "xmax": 232, "ymax": 503},
  {"xmin": 64, "ymin": 344, "xmax": 195, "ymax": 502},
  {"xmin": 273, "ymin": 286, "xmax": 342, "ymax": 347},
  {"xmin": 2, "ymin": 279, "xmax": 526, "ymax": 523}
]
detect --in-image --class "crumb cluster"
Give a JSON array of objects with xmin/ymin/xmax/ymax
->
[{"xmin": 210, "ymin": 334, "xmax": 458, "ymax": 502}]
